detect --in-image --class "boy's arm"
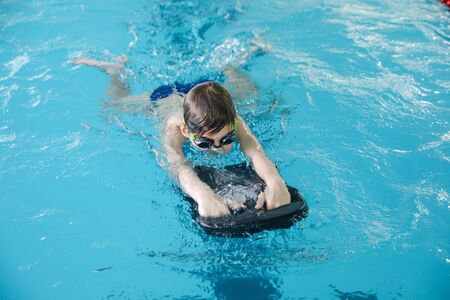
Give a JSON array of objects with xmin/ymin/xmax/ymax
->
[
  {"xmin": 162, "ymin": 117, "xmax": 232, "ymax": 217},
  {"xmin": 235, "ymin": 116, "xmax": 291, "ymax": 210}
]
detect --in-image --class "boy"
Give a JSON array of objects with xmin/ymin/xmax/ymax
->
[{"xmin": 71, "ymin": 56, "xmax": 291, "ymax": 217}]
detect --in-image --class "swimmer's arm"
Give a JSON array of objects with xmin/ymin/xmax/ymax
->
[
  {"xmin": 101, "ymin": 72, "xmax": 150, "ymax": 107},
  {"xmin": 162, "ymin": 118, "xmax": 230, "ymax": 217},
  {"xmin": 235, "ymin": 117, "xmax": 291, "ymax": 209},
  {"xmin": 101, "ymin": 93, "xmax": 151, "ymax": 114}
]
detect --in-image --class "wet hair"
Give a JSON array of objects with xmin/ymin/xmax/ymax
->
[{"xmin": 183, "ymin": 81, "xmax": 236, "ymax": 136}]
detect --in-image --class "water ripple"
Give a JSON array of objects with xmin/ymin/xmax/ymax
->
[
  {"xmin": 0, "ymin": 84, "xmax": 18, "ymax": 112},
  {"xmin": 0, "ymin": 55, "xmax": 30, "ymax": 81},
  {"xmin": 0, "ymin": 132, "xmax": 16, "ymax": 143}
]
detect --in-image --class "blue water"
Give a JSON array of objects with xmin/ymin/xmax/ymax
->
[{"xmin": 1, "ymin": 0, "xmax": 449, "ymax": 299}]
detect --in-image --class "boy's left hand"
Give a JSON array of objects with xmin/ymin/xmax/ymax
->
[{"xmin": 255, "ymin": 178, "xmax": 291, "ymax": 210}]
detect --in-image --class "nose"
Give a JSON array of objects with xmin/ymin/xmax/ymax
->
[
  {"xmin": 210, "ymin": 141, "xmax": 223, "ymax": 149},
  {"xmin": 210, "ymin": 145, "xmax": 225, "ymax": 153}
]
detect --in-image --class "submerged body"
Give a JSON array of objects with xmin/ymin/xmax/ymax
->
[{"xmin": 71, "ymin": 56, "xmax": 291, "ymax": 218}]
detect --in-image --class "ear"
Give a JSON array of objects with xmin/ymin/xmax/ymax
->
[{"xmin": 179, "ymin": 123, "xmax": 190, "ymax": 139}]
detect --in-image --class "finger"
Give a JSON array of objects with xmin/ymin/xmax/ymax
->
[
  {"xmin": 221, "ymin": 206, "xmax": 231, "ymax": 216},
  {"xmin": 228, "ymin": 202, "xmax": 245, "ymax": 211},
  {"xmin": 229, "ymin": 203, "xmax": 244, "ymax": 211},
  {"xmin": 268, "ymin": 202, "xmax": 280, "ymax": 210},
  {"xmin": 200, "ymin": 207, "xmax": 230, "ymax": 218},
  {"xmin": 198, "ymin": 206, "xmax": 206, "ymax": 217},
  {"xmin": 255, "ymin": 192, "xmax": 265, "ymax": 209},
  {"xmin": 225, "ymin": 198, "xmax": 245, "ymax": 211}
]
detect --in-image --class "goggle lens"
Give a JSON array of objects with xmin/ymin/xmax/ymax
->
[
  {"xmin": 192, "ymin": 132, "xmax": 236, "ymax": 150},
  {"xmin": 195, "ymin": 141, "xmax": 212, "ymax": 149},
  {"xmin": 222, "ymin": 138, "xmax": 234, "ymax": 145}
]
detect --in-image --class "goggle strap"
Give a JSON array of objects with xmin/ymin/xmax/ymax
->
[{"xmin": 189, "ymin": 132, "xmax": 195, "ymax": 140}]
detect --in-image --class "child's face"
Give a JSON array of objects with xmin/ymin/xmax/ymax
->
[{"xmin": 190, "ymin": 124, "xmax": 235, "ymax": 154}]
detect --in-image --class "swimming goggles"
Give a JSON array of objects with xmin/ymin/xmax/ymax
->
[{"xmin": 188, "ymin": 119, "xmax": 237, "ymax": 150}]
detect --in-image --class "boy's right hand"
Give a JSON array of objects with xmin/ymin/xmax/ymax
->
[
  {"xmin": 198, "ymin": 195, "xmax": 230, "ymax": 217},
  {"xmin": 197, "ymin": 193, "xmax": 232, "ymax": 218}
]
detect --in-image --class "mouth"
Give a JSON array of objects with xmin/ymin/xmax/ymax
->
[
  {"xmin": 208, "ymin": 148, "xmax": 226, "ymax": 155},
  {"xmin": 208, "ymin": 149, "xmax": 222, "ymax": 154}
]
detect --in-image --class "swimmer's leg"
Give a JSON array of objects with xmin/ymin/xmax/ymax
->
[
  {"xmin": 71, "ymin": 55, "xmax": 128, "ymax": 76},
  {"xmin": 71, "ymin": 56, "xmax": 131, "ymax": 99},
  {"xmin": 71, "ymin": 56, "xmax": 150, "ymax": 111},
  {"xmin": 222, "ymin": 38, "xmax": 271, "ymax": 100},
  {"xmin": 223, "ymin": 67, "xmax": 258, "ymax": 100}
]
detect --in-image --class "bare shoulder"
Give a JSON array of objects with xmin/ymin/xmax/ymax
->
[
  {"xmin": 155, "ymin": 93, "xmax": 184, "ymax": 120},
  {"xmin": 164, "ymin": 112, "xmax": 183, "ymax": 131},
  {"xmin": 163, "ymin": 112, "xmax": 185, "ymax": 147}
]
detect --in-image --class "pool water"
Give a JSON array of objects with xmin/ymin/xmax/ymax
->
[{"xmin": 1, "ymin": 0, "xmax": 449, "ymax": 299}]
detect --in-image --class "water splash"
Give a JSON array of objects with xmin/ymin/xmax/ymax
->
[
  {"xmin": 0, "ymin": 55, "xmax": 30, "ymax": 81},
  {"xmin": 0, "ymin": 84, "xmax": 18, "ymax": 112}
]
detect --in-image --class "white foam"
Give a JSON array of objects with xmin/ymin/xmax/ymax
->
[
  {"xmin": 0, "ymin": 132, "xmax": 16, "ymax": 143},
  {"xmin": 1, "ymin": 84, "xmax": 19, "ymax": 112},
  {"xmin": 28, "ymin": 68, "xmax": 52, "ymax": 81},
  {"xmin": 207, "ymin": 38, "xmax": 249, "ymax": 69},
  {"xmin": 64, "ymin": 132, "xmax": 82, "ymax": 151},
  {"xmin": 0, "ymin": 55, "xmax": 30, "ymax": 81}
]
